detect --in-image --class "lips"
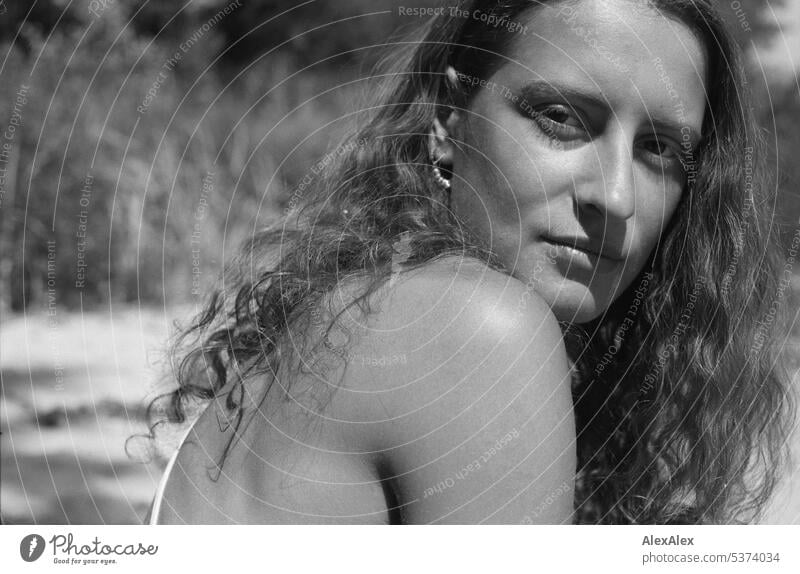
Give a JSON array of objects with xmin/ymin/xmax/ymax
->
[{"xmin": 543, "ymin": 235, "xmax": 624, "ymax": 262}]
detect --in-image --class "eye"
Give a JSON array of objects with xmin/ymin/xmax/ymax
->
[
  {"xmin": 537, "ymin": 105, "xmax": 579, "ymax": 125},
  {"xmin": 639, "ymin": 135, "xmax": 692, "ymax": 176},
  {"xmin": 642, "ymin": 137, "xmax": 678, "ymax": 159},
  {"xmin": 525, "ymin": 103, "xmax": 586, "ymax": 139}
]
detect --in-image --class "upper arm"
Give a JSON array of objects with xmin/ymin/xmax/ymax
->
[{"xmin": 339, "ymin": 262, "xmax": 576, "ymax": 524}]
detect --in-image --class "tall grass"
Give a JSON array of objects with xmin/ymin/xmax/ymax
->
[{"xmin": 1, "ymin": 8, "xmax": 361, "ymax": 310}]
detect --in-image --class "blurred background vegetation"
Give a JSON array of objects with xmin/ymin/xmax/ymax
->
[
  {"xmin": 0, "ymin": 0, "xmax": 798, "ymax": 312},
  {"xmin": 1, "ymin": 0, "xmax": 799, "ymax": 524},
  {"xmin": 1, "ymin": 0, "xmax": 443, "ymax": 311}
]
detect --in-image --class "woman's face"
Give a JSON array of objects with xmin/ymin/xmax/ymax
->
[{"xmin": 442, "ymin": 0, "xmax": 707, "ymax": 323}]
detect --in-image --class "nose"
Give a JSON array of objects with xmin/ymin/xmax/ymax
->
[{"xmin": 574, "ymin": 133, "xmax": 636, "ymax": 221}]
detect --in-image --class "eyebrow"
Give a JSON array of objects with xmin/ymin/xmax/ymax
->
[
  {"xmin": 518, "ymin": 79, "xmax": 607, "ymax": 112},
  {"xmin": 517, "ymin": 79, "xmax": 702, "ymax": 148}
]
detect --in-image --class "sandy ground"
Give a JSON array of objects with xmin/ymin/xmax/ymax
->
[
  {"xmin": 1, "ymin": 306, "xmax": 187, "ymax": 524},
  {"xmin": 2, "ymin": 300, "xmax": 800, "ymax": 524}
]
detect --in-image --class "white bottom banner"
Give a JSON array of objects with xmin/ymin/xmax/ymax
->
[{"xmin": 1, "ymin": 526, "xmax": 798, "ymax": 574}]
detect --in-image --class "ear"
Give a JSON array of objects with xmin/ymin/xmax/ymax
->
[{"xmin": 429, "ymin": 66, "xmax": 462, "ymax": 165}]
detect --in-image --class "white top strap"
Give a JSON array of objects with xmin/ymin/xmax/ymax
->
[{"xmin": 148, "ymin": 420, "xmax": 199, "ymax": 525}]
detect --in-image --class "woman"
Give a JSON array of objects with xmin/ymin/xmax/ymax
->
[{"xmin": 146, "ymin": 0, "xmax": 795, "ymax": 524}]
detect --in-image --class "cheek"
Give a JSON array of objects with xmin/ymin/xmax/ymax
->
[
  {"xmin": 465, "ymin": 126, "xmax": 564, "ymax": 211},
  {"xmin": 637, "ymin": 168, "xmax": 685, "ymax": 226},
  {"xmin": 631, "ymin": 186, "xmax": 684, "ymax": 263},
  {"xmin": 455, "ymin": 128, "xmax": 532, "ymax": 217}
]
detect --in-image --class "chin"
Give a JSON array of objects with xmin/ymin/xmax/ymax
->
[
  {"xmin": 536, "ymin": 282, "xmax": 613, "ymax": 325},
  {"xmin": 550, "ymin": 301, "xmax": 605, "ymax": 324}
]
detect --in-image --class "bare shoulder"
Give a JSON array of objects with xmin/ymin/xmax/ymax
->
[
  {"xmin": 333, "ymin": 255, "xmax": 570, "ymax": 392},
  {"xmin": 326, "ymin": 255, "xmax": 576, "ymax": 523},
  {"xmin": 378, "ymin": 255, "xmax": 563, "ymax": 348}
]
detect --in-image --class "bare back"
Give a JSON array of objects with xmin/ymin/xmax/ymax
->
[{"xmin": 152, "ymin": 256, "xmax": 576, "ymax": 524}]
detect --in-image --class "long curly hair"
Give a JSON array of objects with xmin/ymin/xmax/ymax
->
[{"xmin": 148, "ymin": 0, "xmax": 795, "ymax": 524}]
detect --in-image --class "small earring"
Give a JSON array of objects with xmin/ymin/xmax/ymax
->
[{"xmin": 430, "ymin": 156, "xmax": 451, "ymax": 190}]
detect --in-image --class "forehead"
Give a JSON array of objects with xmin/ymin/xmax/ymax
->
[{"xmin": 493, "ymin": 0, "xmax": 708, "ymax": 125}]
